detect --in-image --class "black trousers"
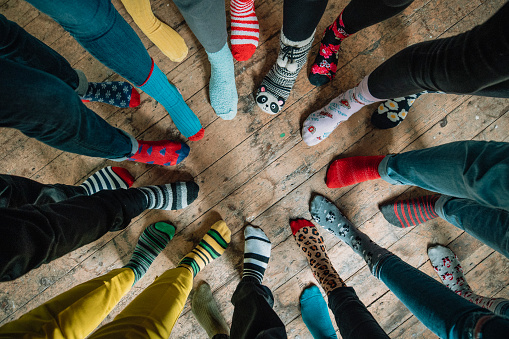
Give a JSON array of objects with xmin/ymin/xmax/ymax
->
[{"xmin": 0, "ymin": 174, "xmax": 145, "ymax": 282}]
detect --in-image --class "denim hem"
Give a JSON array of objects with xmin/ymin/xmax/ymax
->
[
  {"xmin": 108, "ymin": 131, "xmax": 138, "ymax": 162},
  {"xmin": 378, "ymin": 154, "xmax": 400, "ymax": 185},
  {"xmin": 74, "ymin": 69, "xmax": 88, "ymax": 96},
  {"xmin": 434, "ymin": 195, "xmax": 453, "ymax": 220},
  {"xmin": 372, "ymin": 252, "xmax": 395, "ymax": 278}
]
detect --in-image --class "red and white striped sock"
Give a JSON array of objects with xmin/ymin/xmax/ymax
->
[{"xmin": 230, "ymin": 0, "xmax": 259, "ymax": 61}]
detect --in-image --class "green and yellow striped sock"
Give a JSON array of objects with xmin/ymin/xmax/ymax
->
[{"xmin": 178, "ymin": 221, "xmax": 231, "ymax": 276}]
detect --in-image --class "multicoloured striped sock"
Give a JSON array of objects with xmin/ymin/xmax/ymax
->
[
  {"xmin": 380, "ymin": 195, "xmax": 440, "ymax": 228},
  {"xmin": 124, "ymin": 222, "xmax": 176, "ymax": 283},
  {"xmin": 230, "ymin": 0, "xmax": 259, "ymax": 61},
  {"xmin": 242, "ymin": 225, "xmax": 271, "ymax": 284},
  {"xmin": 178, "ymin": 220, "xmax": 231, "ymax": 276},
  {"xmin": 136, "ymin": 182, "xmax": 199, "ymax": 210},
  {"xmin": 80, "ymin": 166, "xmax": 135, "ymax": 195}
]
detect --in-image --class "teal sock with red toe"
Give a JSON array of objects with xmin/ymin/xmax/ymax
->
[
  {"xmin": 128, "ymin": 140, "xmax": 190, "ymax": 166},
  {"xmin": 326, "ymin": 155, "xmax": 385, "ymax": 188}
]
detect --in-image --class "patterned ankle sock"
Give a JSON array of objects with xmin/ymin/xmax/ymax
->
[
  {"xmin": 138, "ymin": 60, "xmax": 204, "ymax": 140},
  {"xmin": 309, "ymin": 11, "xmax": 350, "ymax": 87},
  {"xmin": 302, "ymin": 76, "xmax": 382, "ymax": 146},
  {"xmin": 256, "ymin": 31, "xmax": 314, "ymax": 115},
  {"xmin": 230, "ymin": 0, "xmax": 259, "ymax": 61},
  {"xmin": 135, "ymin": 181, "xmax": 199, "ymax": 210},
  {"xmin": 124, "ymin": 222, "xmax": 176, "ymax": 283},
  {"xmin": 81, "ymin": 81, "xmax": 140, "ymax": 108},
  {"xmin": 178, "ymin": 220, "xmax": 231, "ymax": 276},
  {"xmin": 428, "ymin": 245, "xmax": 509, "ymax": 316},
  {"xmin": 326, "ymin": 155, "xmax": 385, "ymax": 188},
  {"xmin": 371, "ymin": 91, "xmax": 439, "ymax": 129},
  {"xmin": 192, "ymin": 282, "xmax": 230, "ymax": 338},
  {"xmin": 128, "ymin": 140, "xmax": 190, "ymax": 166},
  {"xmin": 121, "ymin": 0, "xmax": 188, "ymax": 62},
  {"xmin": 242, "ymin": 225, "xmax": 271, "ymax": 284},
  {"xmin": 309, "ymin": 195, "xmax": 391, "ymax": 274},
  {"xmin": 80, "ymin": 166, "xmax": 135, "ymax": 195},
  {"xmin": 380, "ymin": 195, "xmax": 441, "ymax": 228},
  {"xmin": 300, "ymin": 285, "xmax": 338, "ymax": 339},
  {"xmin": 207, "ymin": 44, "xmax": 238, "ymax": 120},
  {"xmin": 291, "ymin": 219, "xmax": 346, "ymax": 294}
]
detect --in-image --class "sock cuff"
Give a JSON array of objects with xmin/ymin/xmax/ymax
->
[
  {"xmin": 74, "ymin": 69, "xmax": 89, "ymax": 96},
  {"xmin": 290, "ymin": 219, "xmax": 314, "ymax": 235},
  {"xmin": 139, "ymin": 58, "xmax": 155, "ymax": 87},
  {"xmin": 358, "ymin": 75, "xmax": 383, "ymax": 102},
  {"xmin": 281, "ymin": 29, "xmax": 315, "ymax": 47}
]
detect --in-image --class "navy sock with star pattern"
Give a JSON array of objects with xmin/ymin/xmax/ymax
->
[{"xmin": 81, "ymin": 81, "xmax": 140, "ymax": 108}]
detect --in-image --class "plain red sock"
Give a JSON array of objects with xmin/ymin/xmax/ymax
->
[{"xmin": 326, "ymin": 155, "xmax": 385, "ymax": 188}]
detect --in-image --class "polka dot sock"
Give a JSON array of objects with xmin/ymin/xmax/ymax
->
[
  {"xmin": 128, "ymin": 139, "xmax": 190, "ymax": 166},
  {"xmin": 230, "ymin": 0, "xmax": 259, "ymax": 61},
  {"xmin": 81, "ymin": 81, "xmax": 140, "ymax": 108},
  {"xmin": 80, "ymin": 166, "xmax": 135, "ymax": 195},
  {"xmin": 326, "ymin": 155, "xmax": 385, "ymax": 188}
]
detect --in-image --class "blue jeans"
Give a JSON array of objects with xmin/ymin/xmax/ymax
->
[
  {"xmin": 379, "ymin": 140, "xmax": 509, "ymax": 258},
  {"xmin": 377, "ymin": 255, "xmax": 509, "ymax": 338}
]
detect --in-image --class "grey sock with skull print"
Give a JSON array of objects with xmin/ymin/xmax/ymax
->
[{"xmin": 310, "ymin": 194, "xmax": 391, "ymax": 274}]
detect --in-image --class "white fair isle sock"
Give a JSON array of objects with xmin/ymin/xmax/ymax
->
[
  {"xmin": 243, "ymin": 226, "xmax": 271, "ymax": 283},
  {"xmin": 230, "ymin": 0, "xmax": 259, "ymax": 61},
  {"xmin": 302, "ymin": 76, "xmax": 382, "ymax": 146},
  {"xmin": 136, "ymin": 182, "xmax": 199, "ymax": 210},
  {"xmin": 80, "ymin": 166, "xmax": 134, "ymax": 195}
]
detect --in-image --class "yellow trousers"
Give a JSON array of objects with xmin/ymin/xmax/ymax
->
[{"xmin": 0, "ymin": 267, "xmax": 193, "ymax": 339}]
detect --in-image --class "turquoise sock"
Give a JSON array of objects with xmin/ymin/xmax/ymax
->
[
  {"xmin": 138, "ymin": 61, "xmax": 203, "ymax": 140},
  {"xmin": 206, "ymin": 43, "xmax": 238, "ymax": 120},
  {"xmin": 300, "ymin": 285, "xmax": 338, "ymax": 339}
]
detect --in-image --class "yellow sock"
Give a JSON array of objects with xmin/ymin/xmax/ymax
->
[
  {"xmin": 121, "ymin": 0, "xmax": 188, "ymax": 62},
  {"xmin": 178, "ymin": 221, "xmax": 231, "ymax": 276}
]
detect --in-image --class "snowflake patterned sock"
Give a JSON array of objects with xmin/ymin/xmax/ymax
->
[
  {"xmin": 242, "ymin": 225, "xmax": 271, "ymax": 284},
  {"xmin": 428, "ymin": 245, "xmax": 509, "ymax": 317},
  {"xmin": 207, "ymin": 43, "xmax": 238, "ymax": 120},
  {"xmin": 300, "ymin": 285, "xmax": 338, "ymax": 339},
  {"xmin": 230, "ymin": 0, "xmax": 259, "ymax": 61},
  {"xmin": 309, "ymin": 11, "xmax": 350, "ymax": 87},
  {"xmin": 81, "ymin": 81, "xmax": 141, "ymax": 108},
  {"xmin": 256, "ymin": 31, "xmax": 314, "ymax": 115},
  {"xmin": 80, "ymin": 166, "xmax": 135, "ymax": 195},
  {"xmin": 309, "ymin": 195, "xmax": 391, "ymax": 274},
  {"xmin": 135, "ymin": 181, "xmax": 199, "ymax": 210},
  {"xmin": 302, "ymin": 76, "xmax": 382, "ymax": 146},
  {"xmin": 291, "ymin": 219, "xmax": 345, "ymax": 295},
  {"xmin": 124, "ymin": 222, "xmax": 176, "ymax": 284},
  {"xmin": 326, "ymin": 155, "xmax": 385, "ymax": 188},
  {"xmin": 380, "ymin": 195, "xmax": 441, "ymax": 228},
  {"xmin": 128, "ymin": 139, "xmax": 190, "ymax": 166}
]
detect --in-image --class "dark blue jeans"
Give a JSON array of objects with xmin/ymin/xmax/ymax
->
[
  {"xmin": 379, "ymin": 140, "xmax": 509, "ymax": 258},
  {"xmin": 0, "ymin": 14, "xmax": 137, "ymax": 159}
]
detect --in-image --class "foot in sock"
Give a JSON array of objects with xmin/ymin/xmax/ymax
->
[
  {"xmin": 124, "ymin": 222, "xmax": 176, "ymax": 283},
  {"xmin": 192, "ymin": 282, "xmax": 230, "ymax": 338},
  {"xmin": 428, "ymin": 245, "xmax": 509, "ymax": 316},
  {"xmin": 207, "ymin": 44, "xmax": 238, "ymax": 120},
  {"xmin": 80, "ymin": 166, "xmax": 135, "ymax": 195},
  {"xmin": 128, "ymin": 139, "xmax": 190, "ymax": 166},
  {"xmin": 256, "ymin": 31, "xmax": 314, "ymax": 115},
  {"xmin": 243, "ymin": 225, "xmax": 271, "ymax": 283},
  {"xmin": 309, "ymin": 195, "xmax": 391, "ymax": 274},
  {"xmin": 81, "ymin": 81, "xmax": 140, "ymax": 108},
  {"xmin": 230, "ymin": 0, "xmax": 259, "ymax": 61},
  {"xmin": 309, "ymin": 11, "xmax": 350, "ymax": 87},
  {"xmin": 380, "ymin": 195, "xmax": 440, "ymax": 228},
  {"xmin": 291, "ymin": 219, "xmax": 345, "ymax": 294},
  {"xmin": 300, "ymin": 285, "xmax": 338, "ymax": 339},
  {"xmin": 326, "ymin": 155, "xmax": 385, "ymax": 188},
  {"xmin": 302, "ymin": 76, "xmax": 382, "ymax": 146},
  {"xmin": 178, "ymin": 220, "xmax": 231, "ymax": 276},
  {"xmin": 136, "ymin": 181, "xmax": 199, "ymax": 210}
]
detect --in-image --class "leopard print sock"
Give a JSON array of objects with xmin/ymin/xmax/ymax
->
[{"xmin": 291, "ymin": 219, "xmax": 346, "ymax": 295}]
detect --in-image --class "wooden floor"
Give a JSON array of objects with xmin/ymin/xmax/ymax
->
[{"xmin": 1, "ymin": 0, "xmax": 508, "ymax": 337}]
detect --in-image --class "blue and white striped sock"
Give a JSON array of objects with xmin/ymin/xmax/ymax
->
[
  {"xmin": 135, "ymin": 182, "xmax": 199, "ymax": 210},
  {"xmin": 243, "ymin": 225, "xmax": 271, "ymax": 283},
  {"xmin": 80, "ymin": 166, "xmax": 135, "ymax": 195}
]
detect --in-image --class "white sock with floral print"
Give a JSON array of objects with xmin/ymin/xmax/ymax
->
[{"xmin": 302, "ymin": 75, "xmax": 382, "ymax": 146}]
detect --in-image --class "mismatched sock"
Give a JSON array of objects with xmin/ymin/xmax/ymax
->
[
  {"xmin": 136, "ymin": 181, "xmax": 199, "ymax": 210},
  {"xmin": 128, "ymin": 139, "xmax": 190, "ymax": 166},
  {"xmin": 81, "ymin": 81, "xmax": 140, "ymax": 108},
  {"xmin": 300, "ymin": 285, "xmax": 338, "ymax": 339},
  {"xmin": 124, "ymin": 222, "xmax": 176, "ymax": 283},
  {"xmin": 80, "ymin": 166, "xmax": 135, "ymax": 195},
  {"xmin": 242, "ymin": 225, "xmax": 271, "ymax": 284},
  {"xmin": 230, "ymin": 0, "xmax": 259, "ymax": 61},
  {"xmin": 326, "ymin": 155, "xmax": 385, "ymax": 188},
  {"xmin": 380, "ymin": 195, "xmax": 440, "ymax": 228},
  {"xmin": 207, "ymin": 44, "xmax": 238, "ymax": 120},
  {"xmin": 178, "ymin": 221, "xmax": 231, "ymax": 277},
  {"xmin": 192, "ymin": 282, "xmax": 230, "ymax": 338}
]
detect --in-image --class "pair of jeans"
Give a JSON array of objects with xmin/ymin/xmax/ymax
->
[
  {"xmin": 0, "ymin": 14, "xmax": 137, "ymax": 159},
  {"xmin": 378, "ymin": 140, "xmax": 509, "ymax": 258},
  {"xmin": 0, "ymin": 174, "xmax": 146, "ymax": 282}
]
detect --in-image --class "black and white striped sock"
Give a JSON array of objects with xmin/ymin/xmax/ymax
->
[
  {"xmin": 242, "ymin": 225, "xmax": 271, "ymax": 283},
  {"xmin": 80, "ymin": 166, "xmax": 135, "ymax": 195},
  {"xmin": 135, "ymin": 182, "xmax": 199, "ymax": 210}
]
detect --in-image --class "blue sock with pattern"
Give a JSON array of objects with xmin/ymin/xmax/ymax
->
[{"xmin": 81, "ymin": 81, "xmax": 140, "ymax": 108}]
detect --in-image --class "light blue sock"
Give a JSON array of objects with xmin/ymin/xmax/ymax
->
[
  {"xmin": 138, "ymin": 61, "xmax": 203, "ymax": 139},
  {"xmin": 300, "ymin": 285, "xmax": 338, "ymax": 339},
  {"xmin": 206, "ymin": 43, "xmax": 238, "ymax": 120}
]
